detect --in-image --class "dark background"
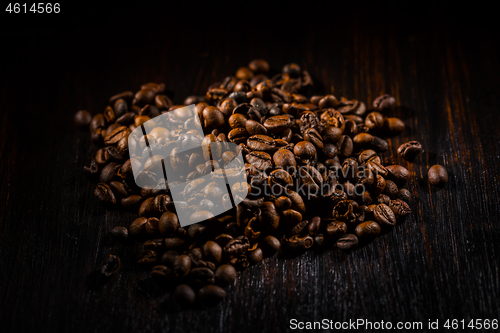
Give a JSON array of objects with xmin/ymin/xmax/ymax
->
[{"xmin": 1, "ymin": 2, "xmax": 499, "ymax": 332}]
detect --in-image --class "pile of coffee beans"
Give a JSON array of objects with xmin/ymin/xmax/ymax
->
[{"xmin": 77, "ymin": 60, "xmax": 446, "ymax": 306}]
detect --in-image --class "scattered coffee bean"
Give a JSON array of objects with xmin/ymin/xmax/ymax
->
[
  {"xmin": 428, "ymin": 164, "xmax": 448, "ymax": 186},
  {"xmin": 80, "ymin": 62, "xmax": 428, "ymax": 306}
]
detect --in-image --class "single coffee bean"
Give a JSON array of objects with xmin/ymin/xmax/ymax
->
[
  {"xmin": 198, "ymin": 285, "xmax": 226, "ymax": 305},
  {"xmin": 129, "ymin": 217, "xmax": 148, "ymax": 237},
  {"xmin": 383, "ymin": 117, "xmax": 405, "ymax": 135},
  {"xmin": 389, "ymin": 199, "xmax": 412, "ymax": 217},
  {"xmin": 74, "ymin": 110, "xmax": 92, "ymax": 128},
  {"xmin": 264, "ymin": 115, "xmax": 293, "ymax": 133},
  {"xmin": 247, "ymin": 135, "xmax": 276, "ymax": 152},
  {"xmin": 260, "ymin": 235, "xmax": 280, "ymax": 256},
  {"xmin": 121, "ymin": 195, "xmax": 143, "ymax": 209},
  {"xmin": 397, "ymin": 141, "xmax": 422, "ymax": 161},
  {"xmin": 355, "ymin": 221, "xmax": 381, "ymax": 239},
  {"xmin": 373, "ymin": 204, "xmax": 397, "ymax": 226},
  {"xmin": 248, "ymin": 59, "xmax": 270, "ymax": 73},
  {"xmin": 173, "ymin": 254, "xmax": 191, "ymax": 277},
  {"xmin": 215, "ymin": 264, "xmax": 236, "ymax": 286},
  {"xmin": 110, "ymin": 226, "xmax": 128, "ymax": 241},
  {"xmin": 174, "ymin": 284, "xmax": 196, "ymax": 305},
  {"xmin": 373, "ymin": 94, "xmax": 396, "ymax": 110},
  {"xmin": 101, "ymin": 254, "xmax": 121, "ymax": 277},
  {"xmin": 203, "ymin": 241, "xmax": 222, "ymax": 264},
  {"xmin": 365, "ymin": 112, "xmax": 384, "ymax": 131},
  {"xmin": 248, "ymin": 248, "xmax": 263, "ymax": 265},
  {"xmin": 385, "ymin": 165, "xmax": 410, "ymax": 186},
  {"xmin": 326, "ymin": 221, "xmax": 347, "ymax": 237},
  {"xmin": 336, "ymin": 234, "xmax": 358, "ymax": 250},
  {"xmin": 95, "ymin": 183, "xmax": 116, "ymax": 205},
  {"xmin": 245, "ymin": 119, "xmax": 268, "ymax": 135},
  {"xmin": 236, "ymin": 67, "xmax": 254, "ymax": 80},
  {"xmin": 398, "ymin": 189, "xmax": 412, "ymax": 203},
  {"xmin": 428, "ymin": 164, "xmax": 448, "ymax": 186}
]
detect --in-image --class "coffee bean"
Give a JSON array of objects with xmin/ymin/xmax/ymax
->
[
  {"xmin": 198, "ymin": 285, "xmax": 226, "ymax": 305},
  {"xmin": 398, "ymin": 141, "xmax": 422, "ymax": 161},
  {"xmin": 203, "ymin": 241, "xmax": 222, "ymax": 264},
  {"xmin": 264, "ymin": 115, "xmax": 293, "ymax": 133},
  {"xmin": 386, "ymin": 165, "xmax": 410, "ymax": 186},
  {"xmin": 248, "ymin": 59, "xmax": 270, "ymax": 73},
  {"xmin": 373, "ymin": 94, "xmax": 396, "ymax": 110},
  {"xmin": 101, "ymin": 255, "xmax": 121, "ymax": 277},
  {"xmin": 95, "ymin": 183, "xmax": 116, "ymax": 205},
  {"xmin": 110, "ymin": 226, "xmax": 128, "ymax": 241},
  {"xmin": 336, "ymin": 234, "xmax": 358, "ymax": 250},
  {"xmin": 355, "ymin": 221, "xmax": 381, "ymax": 239},
  {"xmin": 389, "ymin": 199, "xmax": 412, "ymax": 217},
  {"xmin": 174, "ymin": 284, "xmax": 196, "ymax": 305},
  {"xmin": 373, "ymin": 204, "xmax": 397, "ymax": 226},
  {"xmin": 75, "ymin": 110, "xmax": 92, "ymax": 128},
  {"xmin": 247, "ymin": 134, "xmax": 276, "ymax": 152},
  {"xmin": 215, "ymin": 264, "xmax": 236, "ymax": 286},
  {"xmin": 428, "ymin": 164, "xmax": 448, "ymax": 186}
]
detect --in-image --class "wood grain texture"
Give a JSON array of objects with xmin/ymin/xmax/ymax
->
[{"xmin": 1, "ymin": 4, "xmax": 499, "ymax": 333}]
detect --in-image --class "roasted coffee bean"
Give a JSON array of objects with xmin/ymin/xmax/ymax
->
[
  {"xmin": 101, "ymin": 255, "xmax": 121, "ymax": 277},
  {"xmin": 137, "ymin": 250, "xmax": 158, "ymax": 267},
  {"xmin": 370, "ymin": 136, "xmax": 388, "ymax": 152},
  {"xmin": 389, "ymin": 199, "xmax": 412, "ymax": 217},
  {"xmin": 386, "ymin": 165, "xmax": 410, "ymax": 186},
  {"xmin": 373, "ymin": 204, "xmax": 397, "ymax": 226},
  {"xmin": 308, "ymin": 216, "xmax": 321, "ymax": 235},
  {"xmin": 247, "ymin": 135, "xmax": 276, "ymax": 152},
  {"xmin": 383, "ymin": 117, "xmax": 405, "ymax": 135},
  {"xmin": 318, "ymin": 95, "xmax": 339, "ymax": 109},
  {"xmin": 248, "ymin": 59, "xmax": 270, "ymax": 73},
  {"xmin": 223, "ymin": 237, "xmax": 250, "ymax": 259},
  {"xmin": 248, "ymin": 248, "xmax": 263, "ymax": 265},
  {"xmin": 273, "ymin": 149, "xmax": 297, "ymax": 172},
  {"xmin": 294, "ymin": 141, "xmax": 316, "ymax": 162},
  {"xmin": 245, "ymin": 119, "xmax": 267, "ymax": 135},
  {"xmin": 365, "ymin": 112, "xmax": 385, "ymax": 131},
  {"xmin": 337, "ymin": 234, "xmax": 358, "ymax": 250},
  {"xmin": 245, "ymin": 151, "xmax": 273, "ymax": 172},
  {"xmin": 428, "ymin": 164, "xmax": 448, "ymax": 186},
  {"xmin": 215, "ymin": 264, "xmax": 236, "ymax": 286},
  {"xmin": 203, "ymin": 241, "xmax": 222, "ymax": 264},
  {"xmin": 383, "ymin": 180, "xmax": 399, "ymax": 197},
  {"xmin": 398, "ymin": 141, "xmax": 422, "ymax": 161},
  {"xmin": 373, "ymin": 94, "xmax": 396, "ymax": 110},
  {"xmin": 75, "ymin": 110, "xmax": 92, "ymax": 128},
  {"xmin": 189, "ymin": 267, "xmax": 215, "ymax": 287},
  {"xmin": 161, "ymin": 250, "xmax": 179, "ymax": 266},
  {"xmin": 173, "ymin": 254, "xmax": 191, "ymax": 277},
  {"xmin": 95, "ymin": 183, "xmax": 116, "ymax": 205},
  {"xmin": 174, "ymin": 284, "xmax": 196, "ymax": 305},
  {"xmin": 398, "ymin": 189, "xmax": 412, "ymax": 203},
  {"xmin": 355, "ymin": 221, "xmax": 381, "ymax": 239},
  {"xmin": 337, "ymin": 135, "xmax": 353, "ymax": 157},
  {"xmin": 326, "ymin": 221, "xmax": 347, "ymax": 237},
  {"xmin": 260, "ymin": 235, "xmax": 280, "ymax": 256},
  {"xmin": 198, "ymin": 285, "xmax": 226, "ymax": 305},
  {"xmin": 263, "ymin": 115, "xmax": 293, "ymax": 133},
  {"xmin": 110, "ymin": 226, "xmax": 128, "ymax": 241},
  {"xmin": 121, "ymin": 195, "xmax": 143, "ymax": 209},
  {"xmin": 129, "ymin": 217, "xmax": 148, "ymax": 237},
  {"xmin": 90, "ymin": 114, "xmax": 105, "ymax": 133},
  {"xmin": 284, "ymin": 234, "xmax": 313, "ymax": 252}
]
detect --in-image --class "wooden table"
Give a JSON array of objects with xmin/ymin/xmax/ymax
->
[{"xmin": 1, "ymin": 4, "xmax": 499, "ymax": 332}]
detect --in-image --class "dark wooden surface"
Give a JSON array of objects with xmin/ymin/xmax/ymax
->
[{"xmin": 1, "ymin": 4, "xmax": 500, "ymax": 332}]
